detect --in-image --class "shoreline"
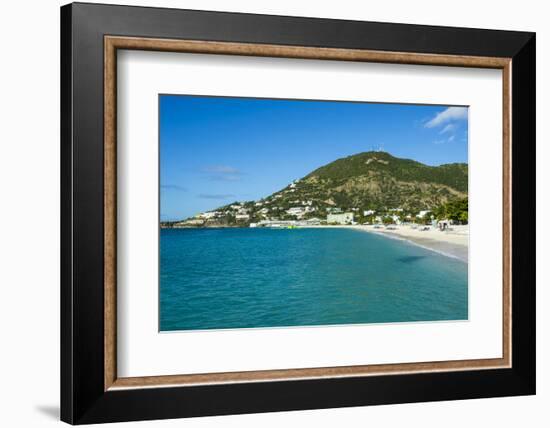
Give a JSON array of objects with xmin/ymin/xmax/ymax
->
[
  {"xmin": 350, "ymin": 225, "xmax": 468, "ymax": 263},
  {"xmin": 286, "ymin": 224, "xmax": 468, "ymax": 262},
  {"xmin": 359, "ymin": 228, "xmax": 468, "ymax": 263}
]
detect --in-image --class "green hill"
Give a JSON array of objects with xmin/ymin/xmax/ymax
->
[
  {"xmin": 163, "ymin": 151, "xmax": 468, "ymax": 227},
  {"xmin": 296, "ymin": 151, "xmax": 467, "ymax": 212},
  {"xmin": 308, "ymin": 151, "xmax": 467, "ymax": 192}
]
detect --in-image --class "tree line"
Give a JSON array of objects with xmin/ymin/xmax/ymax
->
[{"xmin": 433, "ymin": 197, "xmax": 468, "ymax": 224}]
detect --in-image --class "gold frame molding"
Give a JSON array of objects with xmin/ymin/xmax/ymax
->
[{"xmin": 104, "ymin": 36, "xmax": 512, "ymax": 391}]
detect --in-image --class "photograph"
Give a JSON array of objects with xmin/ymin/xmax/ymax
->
[{"xmin": 159, "ymin": 95, "xmax": 469, "ymax": 332}]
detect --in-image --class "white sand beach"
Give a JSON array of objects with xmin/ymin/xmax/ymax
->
[{"xmin": 357, "ymin": 224, "xmax": 469, "ymax": 262}]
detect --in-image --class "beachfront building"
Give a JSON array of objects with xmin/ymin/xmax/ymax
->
[
  {"xmin": 327, "ymin": 212, "xmax": 354, "ymax": 225},
  {"xmin": 305, "ymin": 217, "xmax": 322, "ymax": 226},
  {"xmin": 416, "ymin": 210, "xmax": 431, "ymax": 219},
  {"xmin": 253, "ymin": 218, "xmax": 321, "ymax": 228},
  {"xmin": 255, "ymin": 220, "xmax": 297, "ymax": 228},
  {"xmin": 364, "ymin": 209, "xmax": 376, "ymax": 216},
  {"xmin": 390, "ymin": 214, "xmax": 402, "ymax": 224},
  {"xmin": 178, "ymin": 218, "xmax": 204, "ymax": 226}
]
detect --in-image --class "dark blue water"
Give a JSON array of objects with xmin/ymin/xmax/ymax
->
[{"xmin": 160, "ymin": 228, "xmax": 468, "ymax": 331}]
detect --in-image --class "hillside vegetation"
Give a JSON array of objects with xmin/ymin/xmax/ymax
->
[
  {"xmin": 299, "ymin": 151, "xmax": 467, "ymax": 212},
  {"xmin": 163, "ymin": 151, "xmax": 468, "ymax": 227}
]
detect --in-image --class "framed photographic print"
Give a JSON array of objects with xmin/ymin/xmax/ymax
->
[{"xmin": 60, "ymin": 2, "xmax": 536, "ymax": 424}]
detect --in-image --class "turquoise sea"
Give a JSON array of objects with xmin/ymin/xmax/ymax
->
[{"xmin": 160, "ymin": 228, "xmax": 468, "ymax": 331}]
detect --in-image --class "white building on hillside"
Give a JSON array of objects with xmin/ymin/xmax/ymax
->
[
  {"xmin": 287, "ymin": 207, "xmax": 305, "ymax": 217},
  {"xmin": 286, "ymin": 206, "xmax": 315, "ymax": 218},
  {"xmin": 235, "ymin": 213, "xmax": 250, "ymax": 221},
  {"xmin": 199, "ymin": 211, "xmax": 220, "ymax": 219},
  {"xmin": 327, "ymin": 212, "xmax": 354, "ymax": 224}
]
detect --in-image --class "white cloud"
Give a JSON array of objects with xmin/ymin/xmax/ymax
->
[
  {"xmin": 202, "ymin": 165, "xmax": 240, "ymax": 174},
  {"xmin": 208, "ymin": 174, "xmax": 242, "ymax": 182},
  {"xmin": 433, "ymin": 135, "xmax": 455, "ymax": 145},
  {"xmin": 440, "ymin": 123, "xmax": 457, "ymax": 134},
  {"xmin": 198, "ymin": 193, "xmax": 236, "ymax": 200},
  {"xmin": 201, "ymin": 165, "xmax": 243, "ymax": 181},
  {"xmin": 161, "ymin": 184, "xmax": 187, "ymax": 192},
  {"xmin": 425, "ymin": 107, "xmax": 468, "ymax": 128}
]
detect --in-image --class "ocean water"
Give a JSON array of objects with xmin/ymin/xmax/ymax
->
[{"xmin": 160, "ymin": 228, "xmax": 468, "ymax": 331}]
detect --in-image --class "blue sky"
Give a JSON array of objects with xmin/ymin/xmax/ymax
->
[{"xmin": 160, "ymin": 95, "xmax": 468, "ymax": 221}]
